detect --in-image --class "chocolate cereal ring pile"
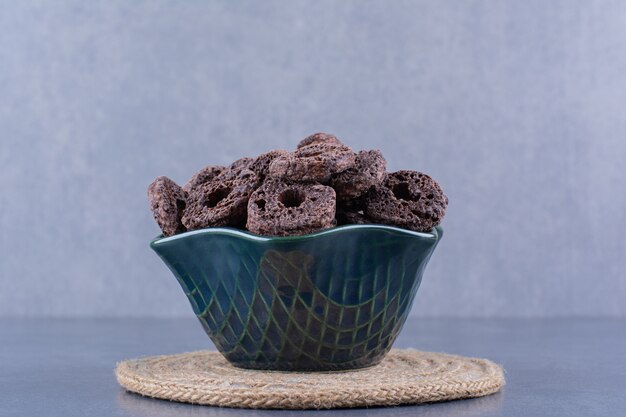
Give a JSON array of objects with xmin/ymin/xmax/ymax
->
[{"xmin": 147, "ymin": 133, "xmax": 448, "ymax": 237}]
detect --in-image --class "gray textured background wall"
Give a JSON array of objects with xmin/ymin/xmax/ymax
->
[{"xmin": 1, "ymin": 1, "xmax": 625, "ymax": 317}]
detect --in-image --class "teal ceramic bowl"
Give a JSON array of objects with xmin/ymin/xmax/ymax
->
[{"xmin": 151, "ymin": 224, "xmax": 443, "ymax": 371}]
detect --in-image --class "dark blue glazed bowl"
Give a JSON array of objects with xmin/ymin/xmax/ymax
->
[{"xmin": 151, "ymin": 224, "xmax": 442, "ymax": 371}]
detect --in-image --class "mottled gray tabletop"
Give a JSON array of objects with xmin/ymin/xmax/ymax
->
[{"xmin": 1, "ymin": 318, "xmax": 624, "ymax": 417}]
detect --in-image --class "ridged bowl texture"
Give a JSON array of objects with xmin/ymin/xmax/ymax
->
[{"xmin": 151, "ymin": 224, "xmax": 442, "ymax": 371}]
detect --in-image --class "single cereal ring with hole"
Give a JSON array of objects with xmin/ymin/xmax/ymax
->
[
  {"xmin": 182, "ymin": 169, "xmax": 260, "ymax": 230},
  {"xmin": 365, "ymin": 171, "xmax": 448, "ymax": 232},
  {"xmin": 247, "ymin": 179, "xmax": 336, "ymax": 236},
  {"xmin": 330, "ymin": 149, "xmax": 386, "ymax": 202},
  {"xmin": 268, "ymin": 143, "xmax": 356, "ymax": 183},
  {"xmin": 183, "ymin": 165, "xmax": 226, "ymax": 194},
  {"xmin": 147, "ymin": 176, "xmax": 187, "ymax": 236}
]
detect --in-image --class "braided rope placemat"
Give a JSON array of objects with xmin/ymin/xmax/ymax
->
[{"xmin": 116, "ymin": 349, "xmax": 505, "ymax": 410}]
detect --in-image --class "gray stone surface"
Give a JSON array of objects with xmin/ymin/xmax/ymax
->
[
  {"xmin": 1, "ymin": 318, "xmax": 625, "ymax": 416},
  {"xmin": 1, "ymin": 1, "xmax": 626, "ymax": 317}
]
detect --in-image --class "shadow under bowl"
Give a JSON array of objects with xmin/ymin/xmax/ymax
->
[{"xmin": 151, "ymin": 224, "xmax": 443, "ymax": 371}]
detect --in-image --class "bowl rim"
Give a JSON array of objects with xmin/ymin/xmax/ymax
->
[{"xmin": 151, "ymin": 224, "xmax": 442, "ymax": 247}]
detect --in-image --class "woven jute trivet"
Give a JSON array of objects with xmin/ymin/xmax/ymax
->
[{"xmin": 115, "ymin": 349, "xmax": 505, "ymax": 410}]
